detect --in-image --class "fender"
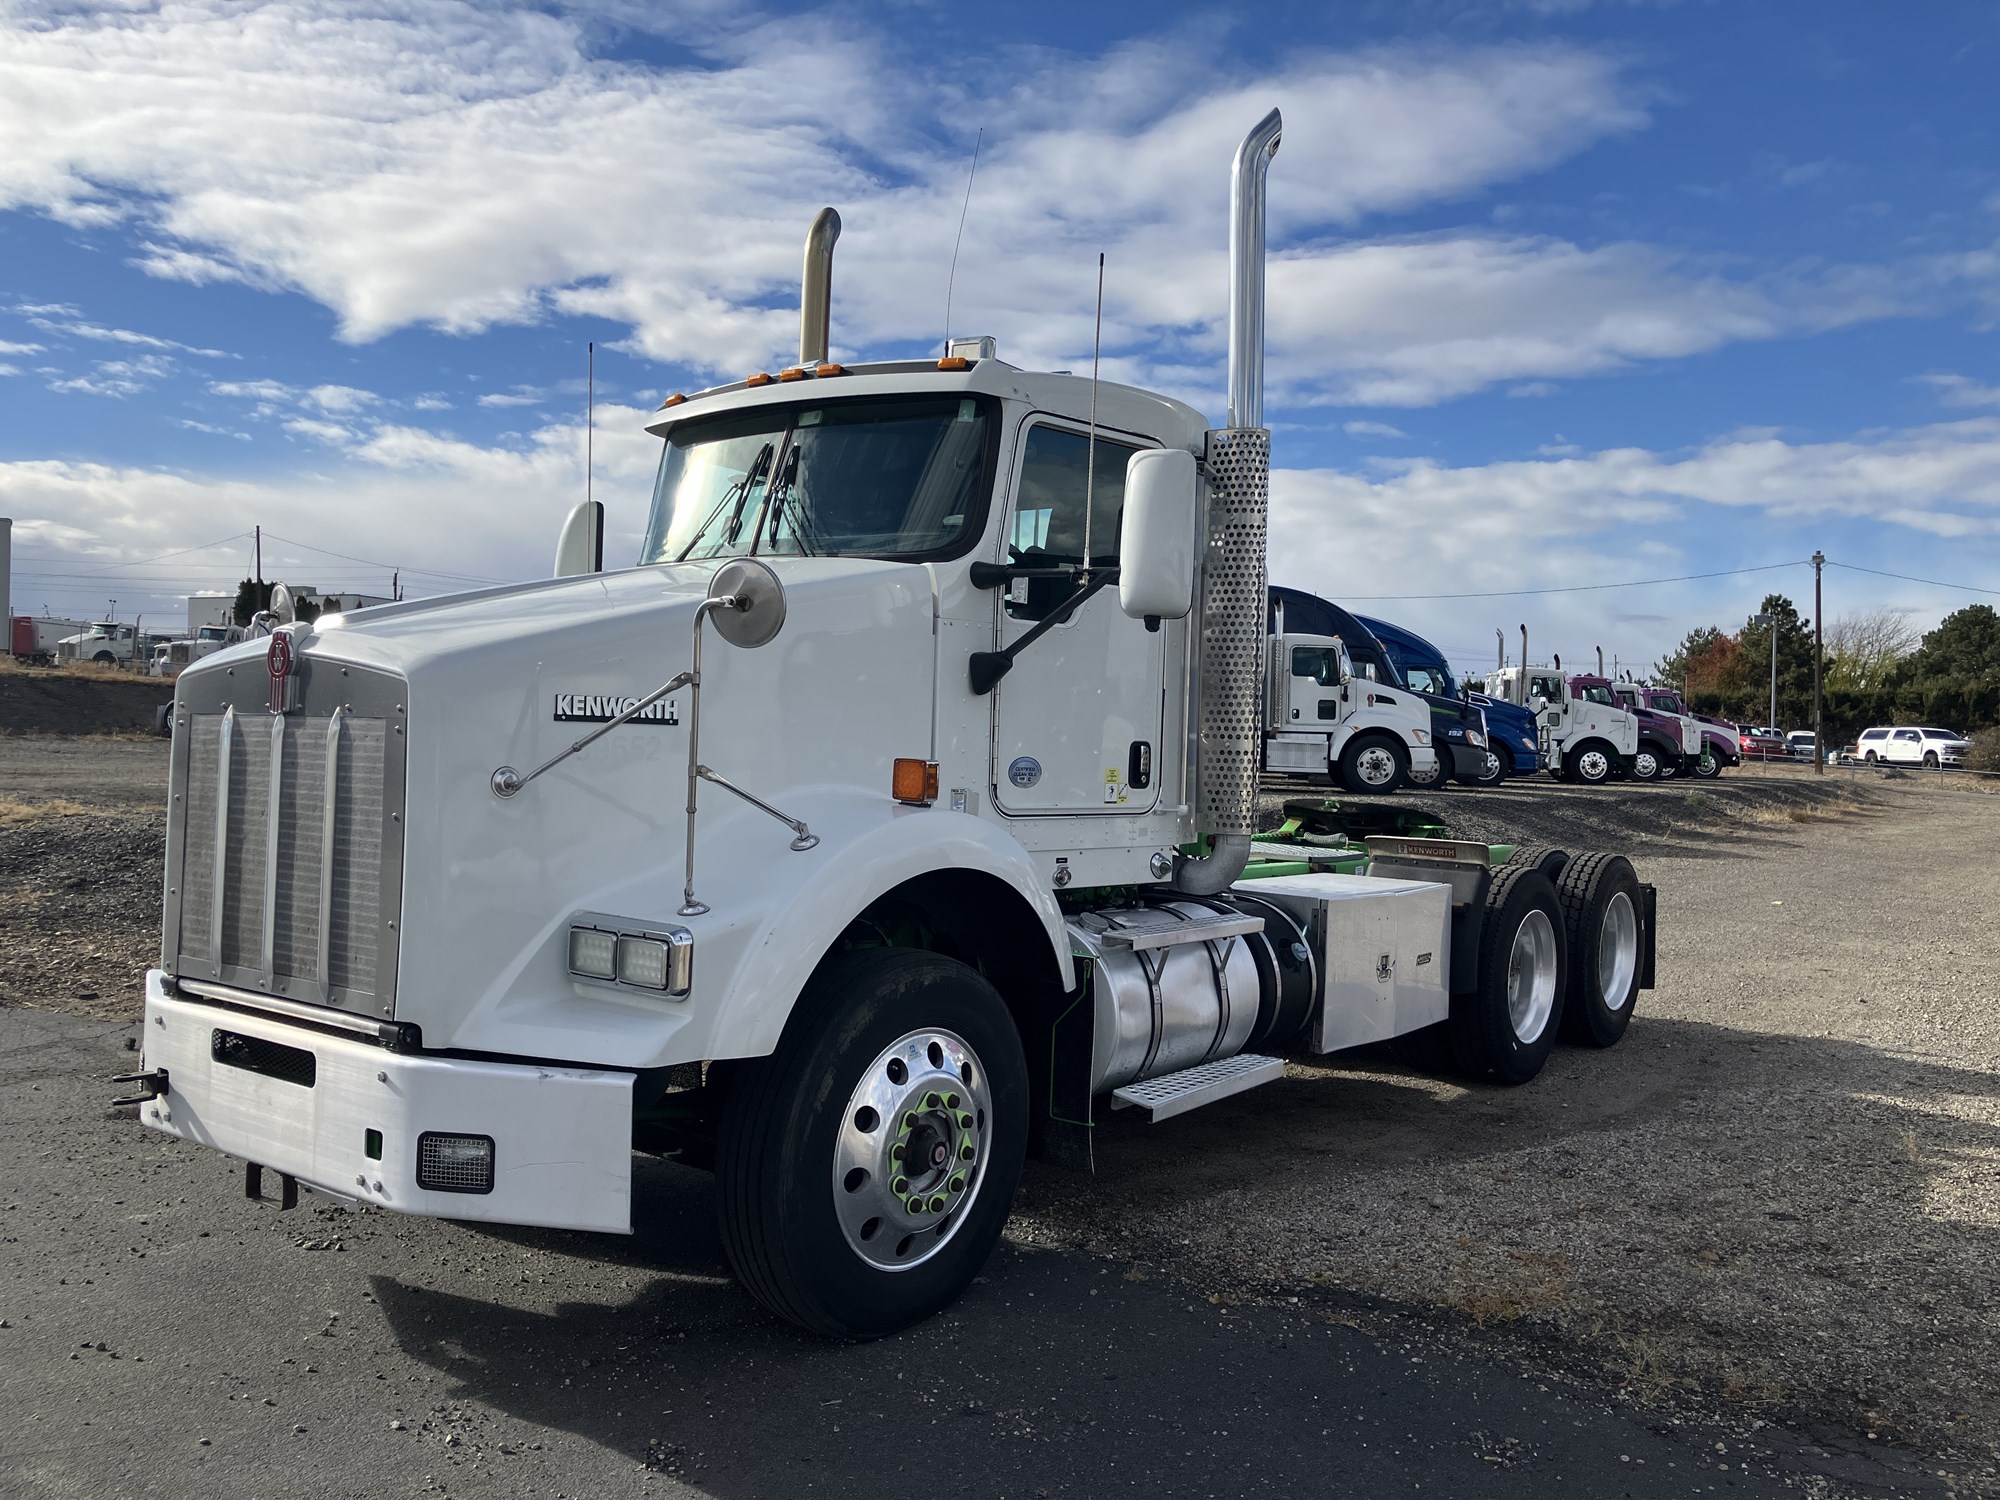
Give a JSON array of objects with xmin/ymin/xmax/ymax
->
[{"xmin": 436, "ymin": 786, "xmax": 1073, "ymax": 1070}]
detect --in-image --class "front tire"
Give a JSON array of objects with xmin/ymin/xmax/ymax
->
[
  {"xmin": 715, "ymin": 948, "xmax": 1028, "ymax": 1338},
  {"xmin": 1449, "ymin": 865, "xmax": 1566, "ymax": 1084},
  {"xmin": 1467, "ymin": 747, "xmax": 1507, "ymax": 788},
  {"xmin": 1694, "ymin": 748, "xmax": 1722, "ymax": 779},
  {"xmin": 1630, "ymin": 747, "xmax": 1661, "ymax": 782},
  {"xmin": 1555, "ymin": 854, "xmax": 1642, "ymax": 1048},
  {"xmin": 92, "ymin": 651, "xmax": 116, "ymax": 666},
  {"xmin": 1566, "ymin": 741, "xmax": 1615, "ymax": 785},
  {"xmin": 1338, "ymin": 733, "xmax": 1408, "ymax": 795}
]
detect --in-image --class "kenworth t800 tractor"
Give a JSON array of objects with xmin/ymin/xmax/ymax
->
[{"xmin": 121, "ymin": 112, "xmax": 1657, "ymax": 1338}]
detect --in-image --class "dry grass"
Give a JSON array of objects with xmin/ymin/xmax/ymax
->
[
  {"xmin": 0, "ymin": 657, "xmax": 154, "ymax": 683},
  {"xmin": 1742, "ymin": 794, "xmax": 1865, "ymax": 826},
  {"xmin": 0, "ymin": 796, "xmax": 92, "ymax": 825}
]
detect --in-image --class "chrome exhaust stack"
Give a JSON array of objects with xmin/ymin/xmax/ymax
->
[
  {"xmin": 1176, "ymin": 108, "xmax": 1281, "ymax": 896},
  {"xmin": 799, "ymin": 208, "xmax": 841, "ymax": 366}
]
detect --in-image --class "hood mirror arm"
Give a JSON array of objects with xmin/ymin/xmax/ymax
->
[{"xmin": 491, "ymin": 670, "xmax": 694, "ymax": 799}]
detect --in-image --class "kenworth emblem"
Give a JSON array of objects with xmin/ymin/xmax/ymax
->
[
  {"xmin": 553, "ymin": 693, "xmax": 680, "ymax": 726},
  {"xmin": 266, "ymin": 632, "xmax": 298, "ymax": 715}
]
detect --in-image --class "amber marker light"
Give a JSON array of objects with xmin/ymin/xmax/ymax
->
[
  {"xmin": 892, "ymin": 758, "xmax": 940, "ymax": 805},
  {"xmin": 936, "ymin": 356, "xmax": 972, "ymax": 371},
  {"xmin": 778, "ymin": 367, "xmax": 808, "ymax": 382},
  {"xmin": 658, "ymin": 393, "xmax": 687, "ymax": 409},
  {"xmin": 815, "ymin": 363, "xmax": 846, "ymax": 377},
  {"xmin": 745, "ymin": 372, "xmax": 774, "ymax": 387}
]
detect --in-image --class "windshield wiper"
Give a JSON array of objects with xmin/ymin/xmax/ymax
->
[
  {"xmin": 675, "ymin": 442, "xmax": 774, "ymax": 561},
  {"xmin": 756, "ymin": 445, "xmax": 820, "ymax": 556}
]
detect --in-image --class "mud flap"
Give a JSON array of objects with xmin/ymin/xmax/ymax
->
[{"xmin": 1638, "ymin": 883, "xmax": 1658, "ymax": 990}]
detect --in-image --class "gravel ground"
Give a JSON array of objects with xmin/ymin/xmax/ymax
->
[
  {"xmin": 1, "ymin": 736, "xmax": 1995, "ymax": 1491},
  {"xmin": 1015, "ymin": 774, "xmax": 2000, "ymax": 1487}
]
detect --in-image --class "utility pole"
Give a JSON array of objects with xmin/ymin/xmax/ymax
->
[
  {"xmin": 255, "ymin": 525, "xmax": 262, "ymax": 586},
  {"xmin": 1752, "ymin": 611, "xmax": 1777, "ymax": 730},
  {"xmin": 1812, "ymin": 550, "xmax": 1825, "ymax": 775}
]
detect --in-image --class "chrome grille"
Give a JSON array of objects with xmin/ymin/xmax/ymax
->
[{"xmin": 165, "ymin": 658, "xmax": 406, "ymax": 1018}]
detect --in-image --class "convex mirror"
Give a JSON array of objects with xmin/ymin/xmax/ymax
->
[
  {"xmin": 708, "ymin": 557, "xmax": 787, "ymax": 649},
  {"xmin": 1118, "ymin": 448, "xmax": 1197, "ymax": 622}
]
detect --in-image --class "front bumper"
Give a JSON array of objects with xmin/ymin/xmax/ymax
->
[{"xmin": 139, "ymin": 972, "xmax": 634, "ymax": 1234}]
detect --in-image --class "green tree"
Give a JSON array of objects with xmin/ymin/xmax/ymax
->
[
  {"xmin": 1653, "ymin": 625, "xmax": 1725, "ymax": 691},
  {"xmin": 1736, "ymin": 594, "xmax": 1817, "ymax": 728},
  {"xmin": 1902, "ymin": 604, "xmax": 2000, "ymax": 681},
  {"xmin": 232, "ymin": 578, "xmax": 272, "ymax": 625}
]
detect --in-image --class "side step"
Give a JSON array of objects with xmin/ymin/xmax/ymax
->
[{"xmin": 1109, "ymin": 1054, "xmax": 1286, "ymax": 1122}]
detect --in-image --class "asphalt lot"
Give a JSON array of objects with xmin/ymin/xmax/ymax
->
[{"xmin": 1, "ymin": 740, "xmax": 1995, "ymax": 1497}]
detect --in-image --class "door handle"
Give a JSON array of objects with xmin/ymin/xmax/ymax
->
[{"xmin": 1128, "ymin": 741, "xmax": 1152, "ymax": 790}]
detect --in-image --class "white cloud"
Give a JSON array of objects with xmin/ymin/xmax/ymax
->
[
  {"xmin": 477, "ymin": 391, "xmax": 543, "ymax": 409},
  {"xmin": 1343, "ymin": 420, "xmax": 1407, "ymax": 438},
  {"xmin": 0, "ymin": 3, "xmax": 1668, "ymax": 403},
  {"xmin": 177, "ymin": 418, "xmax": 252, "ymax": 441},
  {"xmin": 0, "ymin": 339, "xmax": 45, "ymax": 355},
  {"xmin": 25, "ymin": 313, "xmax": 228, "ymax": 358},
  {"xmin": 306, "ymin": 383, "xmax": 378, "ymax": 413},
  {"xmin": 1268, "ymin": 415, "xmax": 2000, "ymax": 667},
  {"xmin": 47, "ymin": 354, "xmax": 178, "ymax": 396},
  {"xmin": 1921, "ymin": 373, "xmax": 2000, "ymax": 409}
]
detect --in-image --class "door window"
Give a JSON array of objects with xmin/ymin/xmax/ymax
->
[
  {"xmin": 1894, "ymin": 729, "xmax": 1920, "ymax": 741},
  {"xmin": 1006, "ymin": 425, "xmax": 1139, "ymax": 621}
]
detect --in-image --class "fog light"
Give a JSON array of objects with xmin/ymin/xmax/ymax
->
[
  {"xmin": 568, "ymin": 926, "xmax": 618, "ymax": 981},
  {"xmin": 416, "ymin": 1132, "xmax": 494, "ymax": 1195}
]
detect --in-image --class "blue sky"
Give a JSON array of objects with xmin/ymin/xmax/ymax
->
[{"xmin": 3, "ymin": 0, "xmax": 1998, "ymax": 674}]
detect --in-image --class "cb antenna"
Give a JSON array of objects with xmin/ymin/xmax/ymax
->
[
  {"xmin": 586, "ymin": 341, "xmax": 594, "ymax": 509},
  {"xmin": 942, "ymin": 128, "xmax": 983, "ymax": 356},
  {"xmin": 1081, "ymin": 252, "xmax": 1105, "ymax": 583}
]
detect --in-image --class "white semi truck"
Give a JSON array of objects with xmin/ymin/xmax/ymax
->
[
  {"xmin": 1488, "ymin": 663, "xmax": 1642, "ymax": 785},
  {"xmin": 122, "ymin": 112, "xmax": 1657, "ymax": 1337},
  {"xmin": 1264, "ymin": 630, "xmax": 1437, "ymax": 792}
]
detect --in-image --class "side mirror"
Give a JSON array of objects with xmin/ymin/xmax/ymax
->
[
  {"xmin": 554, "ymin": 499, "xmax": 605, "ymax": 578},
  {"xmin": 268, "ymin": 583, "xmax": 297, "ymax": 624},
  {"xmin": 1117, "ymin": 449, "xmax": 1197, "ymax": 622}
]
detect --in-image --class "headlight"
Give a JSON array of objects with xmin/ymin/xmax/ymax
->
[
  {"xmin": 1412, "ymin": 728, "xmax": 1429, "ymax": 745},
  {"xmin": 1465, "ymin": 730, "xmax": 1485, "ymax": 747}
]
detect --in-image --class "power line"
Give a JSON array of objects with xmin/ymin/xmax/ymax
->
[
  {"xmin": 1337, "ymin": 560, "xmax": 1806, "ymax": 603},
  {"xmin": 256, "ymin": 528, "xmax": 503, "ymax": 585},
  {"xmin": 10, "ymin": 531, "xmax": 253, "ymax": 580},
  {"xmin": 1823, "ymin": 560, "xmax": 2000, "ymax": 599}
]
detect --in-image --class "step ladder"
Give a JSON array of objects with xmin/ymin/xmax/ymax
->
[{"xmin": 1110, "ymin": 1053, "xmax": 1286, "ymax": 1122}]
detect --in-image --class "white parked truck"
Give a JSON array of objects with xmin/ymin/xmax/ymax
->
[
  {"xmin": 1607, "ymin": 680, "xmax": 1703, "ymax": 781},
  {"xmin": 1264, "ymin": 631, "xmax": 1437, "ymax": 792},
  {"xmin": 123, "ymin": 112, "xmax": 1657, "ymax": 1338},
  {"xmin": 57, "ymin": 620, "xmax": 143, "ymax": 666},
  {"xmin": 1488, "ymin": 664, "xmax": 1641, "ymax": 785}
]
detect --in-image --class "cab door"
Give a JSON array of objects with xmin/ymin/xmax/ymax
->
[{"xmin": 991, "ymin": 419, "xmax": 1165, "ymax": 815}]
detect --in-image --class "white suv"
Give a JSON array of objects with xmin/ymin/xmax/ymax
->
[{"xmin": 1854, "ymin": 725, "xmax": 1971, "ymax": 768}]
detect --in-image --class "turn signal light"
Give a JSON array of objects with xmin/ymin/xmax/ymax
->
[
  {"xmin": 745, "ymin": 372, "xmax": 774, "ymax": 387},
  {"xmin": 893, "ymin": 758, "xmax": 940, "ymax": 805},
  {"xmin": 936, "ymin": 356, "xmax": 971, "ymax": 371}
]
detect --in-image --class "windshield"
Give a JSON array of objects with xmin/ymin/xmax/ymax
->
[
  {"xmin": 1580, "ymin": 685, "xmax": 1617, "ymax": 706},
  {"xmin": 89, "ymin": 623, "xmax": 117, "ymax": 637},
  {"xmin": 1651, "ymin": 693, "xmax": 1686, "ymax": 714},
  {"xmin": 1920, "ymin": 727, "xmax": 1963, "ymax": 739},
  {"xmin": 637, "ymin": 395, "xmax": 994, "ymax": 565},
  {"xmin": 197, "ymin": 626, "xmax": 229, "ymax": 641}
]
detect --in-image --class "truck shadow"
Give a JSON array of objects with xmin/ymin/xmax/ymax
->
[{"xmin": 374, "ymin": 1018, "xmax": 2000, "ymax": 1487}]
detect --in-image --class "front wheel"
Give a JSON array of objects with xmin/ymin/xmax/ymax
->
[
  {"xmin": 92, "ymin": 651, "xmax": 116, "ymax": 665},
  {"xmin": 1694, "ymin": 749, "xmax": 1722, "ymax": 779},
  {"xmin": 1339, "ymin": 733, "xmax": 1409, "ymax": 795},
  {"xmin": 1566, "ymin": 742, "xmax": 1615, "ymax": 785},
  {"xmin": 1630, "ymin": 748, "xmax": 1661, "ymax": 782},
  {"xmin": 1467, "ymin": 748, "xmax": 1507, "ymax": 788},
  {"xmin": 715, "ymin": 948, "xmax": 1028, "ymax": 1338},
  {"xmin": 1404, "ymin": 751, "xmax": 1446, "ymax": 790},
  {"xmin": 1924, "ymin": 751, "xmax": 1940, "ymax": 769}
]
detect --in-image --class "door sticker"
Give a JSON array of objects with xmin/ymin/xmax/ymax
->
[{"xmin": 1007, "ymin": 756, "xmax": 1042, "ymax": 789}]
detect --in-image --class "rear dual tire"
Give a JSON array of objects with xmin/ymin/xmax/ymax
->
[
  {"xmin": 1555, "ymin": 854, "xmax": 1643, "ymax": 1048},
  {"xmin": 1446, "ymin": 865, "xmax": 1566, "ymax": 1085}
]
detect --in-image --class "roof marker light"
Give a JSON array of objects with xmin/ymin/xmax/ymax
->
[{"xmin": 745, "ymin": 372, "xmax": 774, "ymax": 387}]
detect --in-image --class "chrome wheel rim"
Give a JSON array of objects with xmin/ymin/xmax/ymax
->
[
  {"xmin": 1406, "ymin": 757, "xmax": 1439, "ymax": 786},
  {"xmin": 1596, "ymin": 891, "xmax": 1638, "ymax": 1011},
  {"xmin": 833, "ymin": 1027, "xmax": 992, "ymax": 1272},
  {"xmin": 1578, "ymin": 749, "xmax": 1609, "ymax": 782},
  {"xmin": 1354, "ymin": 745, "xmax": 1398, "ymax": 787},
  {"xmin": 1634, "ymin": 751, "xmax": 1658, "ymax": 779},
  {"xmin": 1481, "ymin": 752, "xmax": 1502, "ymax": 782},
  {"xmin": 1506, "ymin": 908, "xmax": 1559, "ymax": 1043},
  {"xmin": 1697, "ymin": 750, "xmax": 1717, "ymax": 777}
]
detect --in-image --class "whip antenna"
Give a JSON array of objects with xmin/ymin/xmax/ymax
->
[
  {"xmin": 586, "ymin": 341, "xmax": 594, "ymax": 508},
  {"xmin": 942, "ymin": 128, "xmax": 983, "ymax": 355},
  {"xmin": 1081, "ymin": 251, "xmax": 1105, "ymax": 583}
]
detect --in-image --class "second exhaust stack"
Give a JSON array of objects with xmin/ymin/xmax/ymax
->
[{"xmin": 800, "ymin": 208, "xmax": 841, "ymax": 365}]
